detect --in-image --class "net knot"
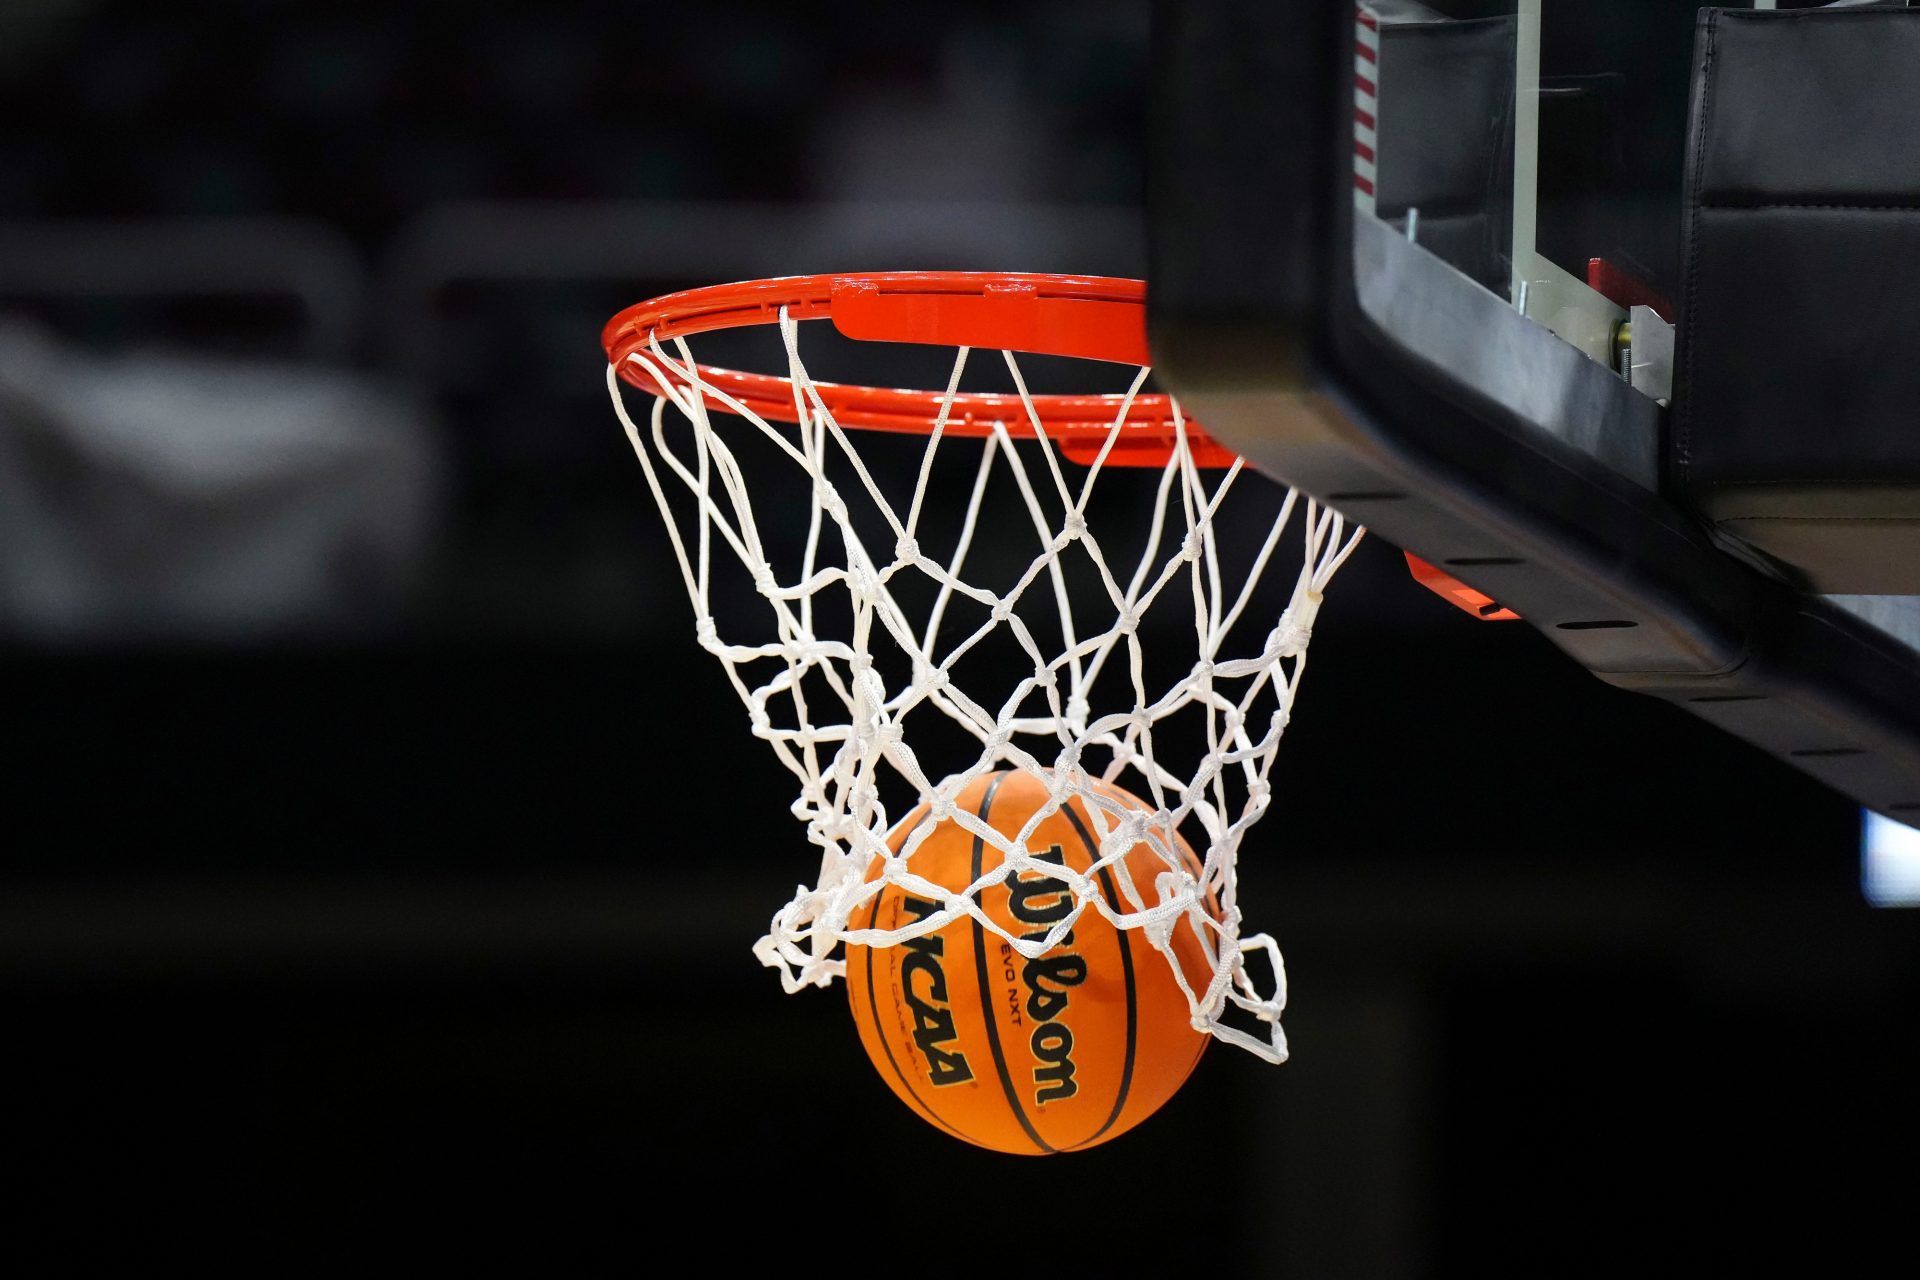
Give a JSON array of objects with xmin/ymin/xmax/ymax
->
[
  {"xmin": 815, "ymin": 482, "xmax": 848, "ymax": 523},
  {"xmin": 1181, "ymin": 529, "xmax": 1206, "ymax": 562},
  {"xmin": 1060, "ymin": 510, "xmax": 1088, "ymax": 541},
  {"xmin": 751, "ymin": 565, "xmax": 780, "ymax": 598},
  {"xmin": 989, "ymin": 598, "xmax": 1014, "ymax": 624},
  {"xmin": 1270, "ymin": 607, "xmax": 1312, "ymax": 655},
  {"xmin": 1142, "ymin": 901, "xmax": 1177, "ymax": 950},
  {"xmin": 694, "ymin": 615, "xmax": 720, "ymax": 650},
  {"xmin": 1113, "ymin": 810, "xmax": 1153, "ymax": 846},
  {"xmin": 892, "ymin": 536, "xmax": 920, "ymax": 566}
]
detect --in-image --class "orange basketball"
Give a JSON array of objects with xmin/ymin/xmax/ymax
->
[{"xmin": 844, "ymin": 769, "xmax": 1216, "ymax": 1154}]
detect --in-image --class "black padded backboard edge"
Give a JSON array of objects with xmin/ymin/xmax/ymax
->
[{"xmin": 1146, "ymin": 0, "xmax": 1920, "ymax": 819}]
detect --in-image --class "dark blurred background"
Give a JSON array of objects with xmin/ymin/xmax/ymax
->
[{"xmin": 3, "ymin": 1, "xmax": 1913, "ymax": 1272}]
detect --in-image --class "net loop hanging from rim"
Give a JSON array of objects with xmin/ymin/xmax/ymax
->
[{"xmin": 602, "ymin": 271, "xmax": 1364, "ymax": 1062}]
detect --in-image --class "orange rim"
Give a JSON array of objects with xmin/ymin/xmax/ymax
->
[{"xmin": 602, "ymin": 271, "xmax": 1235, "ymax": 468}]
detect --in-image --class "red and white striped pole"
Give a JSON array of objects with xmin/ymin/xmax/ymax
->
[{"xmin": 1353, "ymin": 3, "xmax": 1380, "ymax": 216}]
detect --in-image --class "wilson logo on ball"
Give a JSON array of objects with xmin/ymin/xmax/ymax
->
[{"xmin": 1007, "ymin": 846, "xmax": 1086, "ymax": 1105}]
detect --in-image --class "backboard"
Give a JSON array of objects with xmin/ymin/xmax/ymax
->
[{"xmin": 1149, "ymin": 0, "xmax": 1920, "ymax": 822}]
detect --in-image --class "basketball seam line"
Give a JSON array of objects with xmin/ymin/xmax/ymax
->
[
  {"xmin": 1058, "ymin": 800, "xmax": 1139, "ymax": 1152},
  {"xmin": 968, "ymin": 773, "xmax": 1055, "ymax": 1155}
]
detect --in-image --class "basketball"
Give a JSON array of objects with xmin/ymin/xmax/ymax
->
[{"xmin": 844, "ymin": 769, "xmax": 1217, "ymax": 1155}]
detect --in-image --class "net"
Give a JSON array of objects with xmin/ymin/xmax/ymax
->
[{"xmin": 604, "ymin": 303, "xmax": 1362, "ymax": 1062}]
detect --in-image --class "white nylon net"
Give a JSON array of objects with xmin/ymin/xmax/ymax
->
[{"xmin": 605, "ymin": 310, "xmax": 1362, "ymax": 1062}]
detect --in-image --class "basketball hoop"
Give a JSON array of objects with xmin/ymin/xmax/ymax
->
[{"xmin": 602, "ymin": 271, "xmax": 1362, "ymax": 1064}]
